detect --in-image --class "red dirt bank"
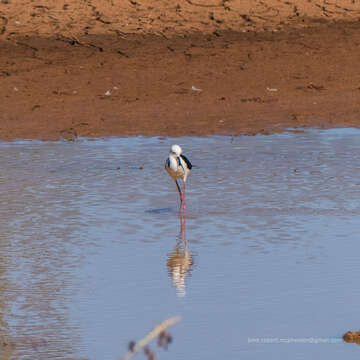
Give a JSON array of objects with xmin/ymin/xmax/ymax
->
[{"xmin": 1, "ymin": 0, "xmax": 360, "ymax": 140}]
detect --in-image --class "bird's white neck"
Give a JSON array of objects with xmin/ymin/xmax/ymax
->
[{"xmin": 169, "ymin": 152, "xmax": 180, "ymax": 158}]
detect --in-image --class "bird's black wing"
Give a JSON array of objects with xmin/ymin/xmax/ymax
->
[
  {"xmin": 165, "ymin": 158, "xmax": 170, "ymax": 169},
  {"xmin": 180, "ymin": 154, "xmax": 192, "ymax": 170}
]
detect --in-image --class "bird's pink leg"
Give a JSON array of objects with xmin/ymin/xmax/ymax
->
[
  {"xmin": 175, "ymin": 180, "xmax": 183, "ymax": 215},
  {"xmin": 183, "ymin": 181, "xmax": 186, "ymax": 217}
]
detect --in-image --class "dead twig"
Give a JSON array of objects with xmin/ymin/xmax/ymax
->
[
  {"xmin": 120, "ymin": 316, "xmax": 181, "ymax": 360},
  {"xmin": 184, "ymin": 0, "xmax": 223, "ymax": 8}
]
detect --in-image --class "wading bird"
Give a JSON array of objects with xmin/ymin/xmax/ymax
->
[{"xmin": 165, "ymin": 145, "xmax": 192, "ymax": 215}]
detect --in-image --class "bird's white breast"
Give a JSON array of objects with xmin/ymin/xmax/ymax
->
[{"xmin": 165, "ymin": 156, "xmax": 183, "ymax": 179}]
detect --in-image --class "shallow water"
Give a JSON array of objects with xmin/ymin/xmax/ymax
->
[{"xmin": 1, "ymin": 129, "xmax": 360, "ymax": 359}]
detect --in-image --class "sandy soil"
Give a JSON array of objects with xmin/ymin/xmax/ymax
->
[{"xmin": 1, "ymin": 0, "xmax": 360, "ymax": 140}]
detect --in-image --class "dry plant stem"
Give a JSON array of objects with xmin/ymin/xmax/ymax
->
[{"xmin": 121, "ymin": 316, "xmax": 181, "ymax": 360}]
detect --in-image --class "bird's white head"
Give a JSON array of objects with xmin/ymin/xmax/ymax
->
[{"xmin": 170, "ymin": 144, "xmax": 182, "ymax": 156}]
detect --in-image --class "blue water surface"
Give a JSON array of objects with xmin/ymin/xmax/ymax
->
[{"xmin": 0, "ymin": 128, "xmax": 359, "ymax": 359}]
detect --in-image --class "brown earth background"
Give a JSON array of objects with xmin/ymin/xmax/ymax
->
[{"xmin": 1, "ymin": 0, "xmax": 360, "ymax": 140}]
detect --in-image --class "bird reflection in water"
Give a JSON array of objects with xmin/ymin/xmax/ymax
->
[{"xmin": 166, "ymin": 214, "xmax": 194, "ymax": 298}]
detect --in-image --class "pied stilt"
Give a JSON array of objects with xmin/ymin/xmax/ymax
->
[{"xmin": 165, "ymin": 144, "xmax": 192, "ymax": 215}]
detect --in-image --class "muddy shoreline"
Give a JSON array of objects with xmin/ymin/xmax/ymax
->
[{"xmin": 1, "ymin": 2, "xmax": 360, "ymax": 140}]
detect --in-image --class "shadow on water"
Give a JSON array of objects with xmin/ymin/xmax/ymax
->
[{"xmin": 145, "ymin": 207, "xmax": 172, "ymax": 215}]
